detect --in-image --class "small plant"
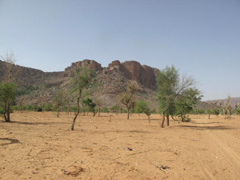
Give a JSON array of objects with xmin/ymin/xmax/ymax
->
[
  {"xmin": 135, "ymin": 101, "xmax": 151, "ymax": 123},
  {"xmin": 82, "ymin": 98, "xmax": 96, "ymax": 116},
  {"xmin": 213, "ymin": 109, "xmax": 220, "ymax": 117},
  {"xmin": 119, "ymin": 80, "xmax": 139, "ymax": 119}
]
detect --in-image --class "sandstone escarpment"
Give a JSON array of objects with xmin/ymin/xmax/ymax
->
[
  {"xmin": 108, "ymin": 60, "xmax": 158, "ymax": 89},
  {"xmin": 0, "ymin": 59, "xmax": 159, "ymax": 108}
]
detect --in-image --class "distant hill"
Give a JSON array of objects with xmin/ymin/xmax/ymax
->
[
  {"xmin": 0, "ymin": 59, "xmax": 158, "ymax": 109},
  {"xmin": 205, "ymin": 97, "xmax": 240, "ymax": 108},
  {"xmin": 1, "ymin": 59, "xmax": 238, "ymax": 110}
]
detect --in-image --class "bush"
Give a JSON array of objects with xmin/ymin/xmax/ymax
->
[
  {"xmin": 236, "ymin": 109, "xmax": 240, "ymax": 115},
  {"xmin": 198, "ymin": 109, "xmax": 205, "ymax": 114},
  {"xmin": 102, "ymin": 107, "xmax": 109, "ymax": 113},
  {"xmin": 213, "ymin": 109, "xmax": 220, "ymax": 116}
]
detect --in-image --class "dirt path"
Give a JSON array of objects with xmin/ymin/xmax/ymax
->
[
  {"xmin": 0, "ymin": 112, "xmax": 240, "ymax": 180},
  {"xmin": 183, "ymin": 116, "xmax": 240, "ymax": 180}
]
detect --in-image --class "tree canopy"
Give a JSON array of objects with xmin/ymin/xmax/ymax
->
[
  {"xmin": 0, "ymin": 82, "xmax": 17, "ymax": 122},
  {"xmin": 156, "ymin": 65, "xmax": 201, "ymax": 127}
]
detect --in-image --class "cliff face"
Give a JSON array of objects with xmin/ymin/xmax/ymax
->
[
  {"xmin": 0, "ymin": 59, "xmax": 158, "ymax": 108},
  {"xmin": 120, "ymin": 61, "xmax": 158, "ymax": 89},
  {"xmin": 64, "ymin": 59, "xmax": 158, "ymax": 89}
]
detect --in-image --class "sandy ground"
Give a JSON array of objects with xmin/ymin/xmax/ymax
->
[{"xmin": 0, "ymin": 112, "xmax": 240, "ymax": 180}]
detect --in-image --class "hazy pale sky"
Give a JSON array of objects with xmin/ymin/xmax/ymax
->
[{"xmin": 0, "ymin": 0, "xmax": 240, "ymax": 100}]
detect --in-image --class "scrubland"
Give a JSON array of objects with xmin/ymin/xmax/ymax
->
[{"xmin": 1, "ymin": 112, "xmax": 240, "ymax": 180}]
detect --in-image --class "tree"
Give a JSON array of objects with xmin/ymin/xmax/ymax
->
[
  {"xmin": 82, "ymin": 98, "xmax": 96, "ymax": 116},
  {"xmin": 119, "ymin": 80, "xmax": 139, "ymax": 119},
  {"xmin": 18, "ymin": 96, "xmax": 25, "ymax": 113},
  {"xmin": 175, "ymin": 88, "xmax": 202, "ymax": 121},
  {"xmin": 71, "ymin": 67, "xmax": 95, "ymax": 130},
  {"xmin": 0, "ymin": 52, "xmax": 18, "ymax": 122},
  {"xmin": 157, "ymin": 65, "xmax": 198, "ymax": 127},
  {"xmin": 135, "ymin": 100, "xmax": 151, "ymax": 123},
  {"xmin": 94, "ymin": 98, "xmax": 103, "ymax": 116},
  {"xmin": 1, "ymin": 51, "xmax": 18, "ymax": 83},
  {"xmin": 0, "ymin": 82, "xmax": 17, "ymax": 122},
  {"xmin": 53, "ymin": 89, "xmax": 67, "ymax": 117}
]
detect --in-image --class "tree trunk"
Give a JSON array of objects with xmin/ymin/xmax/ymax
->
[
  {"xmin": 71, "ymin": 97, "xmax": 80, "ymax": 131},
  {"xmin": 148, "ymin": 115, "xmax": 150, "ymax": 124},
  {"xmin": 127, "ymin": 109, "xmax": 130, "ymax": 119},
  {"xmin": 71, "ymin": 112, "xmax": 79, "ymax": 130},
  {"xmin": 161, "ymin": 113, "xmax": 165, "ymax": 128},
  {"xmin": 98, "ymin": 107, "xmax": 100, "ymax": 117},
  {"xmin": 167, "ymin": 114, "xmax": 170, "ymax": 126},
  {"xmin": 6, "ymin": 100, "xmax": 11, "ymax": 122},
  {"xmin": 208, "ymin": 114, "xmax": 210, "ymax": 119},
  {"xmin": 57, "ymin": 105, "xmax": 60, "ymax": 117}
]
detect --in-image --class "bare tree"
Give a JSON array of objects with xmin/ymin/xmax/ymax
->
[
  {"xmin": 53, "ymin": 89, "xmax": 67, "ymax": 117},
  {"xmin": 119, "ymin": 80, "xmax": 139, "ymax": 119},
  {"xmin": 18, "ymin": 96, "xmax": 25, "ymax": 113},
  {"xmin": 94, "ymin": 98, "xmax": 103, "ymax": 117},
  {"xmin": 224, "ymin": 96, "xmax": 231, "ymax": 119}
]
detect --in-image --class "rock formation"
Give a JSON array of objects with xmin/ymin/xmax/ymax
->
[{"xmin": 0, "ymin": 59, "xmax": 158, "ymax": 108}]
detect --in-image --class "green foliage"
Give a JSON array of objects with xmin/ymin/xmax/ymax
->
[
  {"xmin": 102, "ymin": 107, "xmax": 109, "ymax": 113},
  {"xmin": 0, "ymin": 82, "xmax": 17, "ymax": 121},
  {"xmin": 157, "ymin": 65, "xmax": 179, "ymax": 116},
  {"xmin": 82, "ymin": 98, "xmax": 96, "ymax": 114},
  {"xmin": 71, "ymin": 106, "xmax": 77, "ymax": 112},
  {"xmin": 135, "ymin": 101, "xmax": 151, "ymax": 116},
  {"xmin": 16, "ymin": 85, "xmax": 38, "ymax": 96},
  {"xmin": 44, "ymin": 103, "xmax": 53, "ymax": 111},
  {"xmin": 235, "ymin": 109, "xmax": 240, "ymax": 115},
  {"xmin": 72, "ymin": 68, "xmax": 95, "ymax": 95},
  {"xmin": 110, "ymin": 105, "xmax": 120, "ymax": 112},
  {"xmin": 207, "ymin": 109, "xmax": 211, "ymax": 114},
  {"xmin": 35, "ymin": 106, "xmax": 43, "ymax": 112},
  {"xmin": 175, "ymin": 88, "xmax": 202, "ymax": 121},
  {"xmin": 198, "ymin": 109, "xmax": 205, "ymax": 114},
  {"xmin": 156, "ymin": 65, "xmax": 201, "ymax": 125},
  {"xmin": 213, "ymin": 108, "xmax": 220, "ymax": 116}
]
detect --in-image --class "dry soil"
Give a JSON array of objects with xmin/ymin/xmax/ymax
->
[{"xmin": 0, "ymin": 112, "xmax": 240, "ymax": 180}]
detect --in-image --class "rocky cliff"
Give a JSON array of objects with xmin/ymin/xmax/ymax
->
[
  {"xmin": 64, "ymin": 59, "xmax": 158, "ymax": 90},
  {"xmin": 0, "ymin": 59, "xmax": 159, "ymax": 108}
]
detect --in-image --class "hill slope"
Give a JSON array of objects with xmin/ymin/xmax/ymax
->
[{"xmin": 0, "ymin": 59, "xmax": 158, "ymax": 109}]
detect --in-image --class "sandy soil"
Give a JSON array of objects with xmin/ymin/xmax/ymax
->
[{"xmin": 0, "ymin": 112, "xmax": 240, "ymax": 180}]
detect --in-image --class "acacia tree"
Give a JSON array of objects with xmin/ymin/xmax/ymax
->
[
  {"xmin": 157, "ymin": 66, "xmax": 198, "ymax": 127},
  {"xmin": 0, "ymin": 82, "xmax": 17, "ymax": 122},
  {"xmin": 71, "ymin": 67, "xmax": 95, "ymax": 130},
  {"xmin": 119, "ymin": 80, "xmax": 139, "ymax": 119},
  {"xmin": 174, "ymin": 88, "xmax": 202, "ymax": 121},
  {"xmin": 0, "ymin": 52, "xmax": 18, "ymax": 122},
  {"xmin": 135, "ymin": 100, "xmax": 151, "ymax": 123}
]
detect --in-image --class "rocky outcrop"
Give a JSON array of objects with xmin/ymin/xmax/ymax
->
[
  {"xmin": 64, "ymin": 59, "xmax": 158, "ymax": 89},
  {"xmin": 0, "ymin": 59, "xmax": 159, "ymax": 108},
  {"xmin": 107, "ymin": 60, "xmax": 158, "ymax": 89},
  {"xmin": 64, "ymin": 59, "xmax": 103, "ymax": 76}
]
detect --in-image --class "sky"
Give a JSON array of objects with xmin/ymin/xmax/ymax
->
[{"xmin": 0, "ymin": 0, "xmax": 240, "ymax": 100}]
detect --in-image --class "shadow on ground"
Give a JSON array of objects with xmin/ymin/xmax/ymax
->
[
  {"xmin": 179, "ymin": 125, "xmax": 234, "ymax": 130},
  {"xmin": 0, "ymin": 138, "xmax": 20, "ymax": 146},
  {"xmin": 4, "ymin": 121, "xmax": 69, "ymax": 125}
]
